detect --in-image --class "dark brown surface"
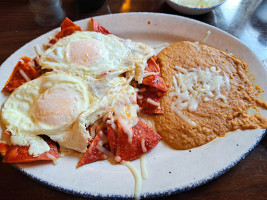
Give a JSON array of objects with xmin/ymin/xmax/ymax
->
[{"xmin": 0, "ymin": 0, "xmax": 267, "ymax": 199}]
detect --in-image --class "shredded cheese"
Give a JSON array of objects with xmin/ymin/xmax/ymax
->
[
  {"xmin": 118, "ymin": 117, "xmax": 133, "ymax": 143},
  {"xmin": 115, "ymin": 156, "xmax": 122, "ymax": 163},
  {"xmin": 146, "ymin": 98, "xmax": 160, "ymax": 107},
  {"xmin": 27, "ymin": 60, "xmax": 35, "ymax": 68},
  {"xmin": 88, "ymin": 141, "xmax": 94, "ymax": 154},
  {"xmin": 99, "ymin": 130, "xmax": 104, "ymax": 138},
  {"xmin": 110, "ymin": 85, "xmax": 139, "ymax": 143},
  {"xmin": 188, "ymin": 41, "xmax": 200, "ymax": 51},
  {"xmin": 153, "ymin": 42, "xmax": 169, "ymax": 49},
  {"xmin": 123, "ymin": 161, "xmax": 142, "ymax": 200},
  {"xmin": 19, "ymin": 69, "xmax": 31, "ymax": 82},
  {"xmin": 170, "ymin": 66, "xmax": 230, "ymax": 126},
  {"xmin": 111, "ymin": 123, "xmax": 116, "ymax": 130},
  {"xmin": 34, "ymin": 45, "xmax": 42, "ymax": 56},
  {"xmin": 141, "ymin": 139, "xmax": 147, "ymax": 153},
  {"xmin": 174, "ymin": 66, "xmax": 188, "ymax": 74},
  {"xmin": 200, "ymin": 30, "xmax": 211, "ymax": 44},
  {"xmin": 140, "ymin": 154, "xmax": 148, "ymax": 180},
  {"xmin": 96, "ymin": 145, "xmax": 113, "ymax": 157},
  {"xmin": 173, "ymin": 110, "xmax": 196, "ymax": 126},
  {"xmin": 46, "ymin": 153, "xmax": 59, "ymax": 165},
  {"xmin": 143, "ymin": 71, "xmax": 160, "ymax": 78},
  {"xmin": 90, "ymin": 126, "xmax": 96, "ymax": 138},
  {"xmin": 137, "ymin": 95, "xmax": 143, "ymax": 100},
  {"xmin": 46, "ymin": 152, "xmax": 56, "ymax": 160},
  {"xmin": 224, "ymin": 72, "xmax": 230, "ymax": 92}
]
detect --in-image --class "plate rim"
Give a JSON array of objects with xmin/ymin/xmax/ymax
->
[{"xmin": 12, "ymin": 129, "xmax": 266, "ymax": 199}]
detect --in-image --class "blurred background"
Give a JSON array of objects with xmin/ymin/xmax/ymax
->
[{"xmin": 0, "ymin": 0, "xmax": 266, "ymax": 64}]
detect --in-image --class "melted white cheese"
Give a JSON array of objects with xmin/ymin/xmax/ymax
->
[
  {"xmin": 141, "ymin": 139, "xmax": 147, "ymax": 153},
  {"xmin": 108, "ymin": 85, "xmax": 139, "ymax": 143},
  {"xmin": 146, "ymin": 98, "xmax": 160, "ymax": 107},
  {"xmin": 123, "ymin": 161, "xmax": 142, "ymax": 200},
  {"xmin": 34, "ymin": 45, "xmax": 42, "ymax": 56},
  {"xmin": 137, "ymin": 95, "xmax": 143, "ymax": 100},
  {"xmin": 96, "ymin": 145, "xmax": 113, "ymax": 157},
  {"xmin": 188, "ymin": 41, "xmax": 200, "ymax": 51},
  {"xmin": 115, "ymin": 156, "xmax": 122, "ymax": 162},
  {"xmin": 19, "ymin": 69, "xmax": 31, "ymax": 82},
  {"xmin": 11, "ymin": 133, "xmax": 50, "ymax": 157},
  {"xmin": 153, "ymin": 43, "xmax": 170, "ymax": 50},
  {"xmin": 143, "ymin": 71, "xmax": 160, "ymax": 78},
  {"xmin": 140, "ymin": 154, "xmax": 148, "ymax": 179},
  {"xmin": 200, "ymin": 31, "xmax": 211, "ymax": 44},
  {"xmin": 170, "ymin": 66, "xmax": 230, "ymax": 126}
]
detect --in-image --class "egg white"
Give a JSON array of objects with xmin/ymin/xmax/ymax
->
[
  {"xmin": 38, "ymin": 31, "xmax": 155, "ymax": 83},
  {"xmin": 1, "ymin": 72, "xmax": 95, "ymax": 155}
]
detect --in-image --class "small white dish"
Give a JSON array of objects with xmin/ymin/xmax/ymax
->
[{"xmin": 166, "ymin": 0, "xmax": 226, "ymax": 15}]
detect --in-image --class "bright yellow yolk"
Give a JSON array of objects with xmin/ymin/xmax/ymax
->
[
  {"xmin": 34, "ymin": 87, "xmax": 79, "ymax": 126},
  {"xmin": 69, "ymin": 39, "xmax": 101, "ymax": 65}
]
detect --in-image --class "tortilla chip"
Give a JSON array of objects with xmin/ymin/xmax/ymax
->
[
  {"xmin": 4, "ymin": 130, "xmax": 11, "ymax": 136},
  {"xmin": 0, "ymin": 143, "xmax": 9, "ymax": 156},
  {"xmin": 115, "ymin": 120, "xmax": 161, "ymax": 161},
  {"xmin": 2, "ymin": 137, "xmax": 59, "ymax": 163},
  {"xmin": 137, "ymin": 86, "xmax": 165, "ymax": 114},
  {"xmin": 3, "ymin": 57, "xmax": 40, "ymax": 92},
  {"xmin": 90, "ymin": 18, "xmax": 111, "ymax": 35},
  {"xmin": 77, "ymin": 131, "xmax": 107, "ymax": 167},
  {"xmin": 142, "ymin": 75, "xmax": 168, "ymax": 92},
  {"xmin": 107, "ymin": 125, "xmax": 117, "ymax": 155},
  {"xmin": 50, "ymin": 17, "xmax": 82, "ymax": 44},
  {"xmin": 145, "ymin": 57, "xmax": 160, "ymax": 72},
  {"xmin": 137, "ymin": 56, "xmax": 168, "ymax": 114},
  {"xmin": 142, "ymin": 56, "xmax": 167, "ymax": 92}
]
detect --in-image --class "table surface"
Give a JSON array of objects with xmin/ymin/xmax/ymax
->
[{"xmin": 0, "ymin": 0, "xmax": 267, "ymax": 199}]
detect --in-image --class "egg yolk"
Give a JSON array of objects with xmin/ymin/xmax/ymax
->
[
  {"xmin": 34, "ymin": 87, "xmax": 79, "ymax": 126},
  {"xmin": 69, "ymin": 39, "xmax": 102, "ymax": 65}
]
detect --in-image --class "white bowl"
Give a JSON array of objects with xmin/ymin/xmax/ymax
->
[{"xmin": 166, "ymin": 0, "xmax": 226, "ymax": 15}]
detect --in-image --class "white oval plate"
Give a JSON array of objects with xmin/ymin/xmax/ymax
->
[{"xmin": 0, "ymin": 13, "xmax": 266, "ymax": 199}]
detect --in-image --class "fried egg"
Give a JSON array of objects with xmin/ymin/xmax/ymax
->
[
  {"xmin": 38, "ymin": 31, "xmax": 155, "ymax": 83},
  {"xmin": 1, "ymin": 72, "xmax": 95, "ymax": 156},
  {"xmin": 1, "ymin": 31, "xmax": 155, "ymax": 156}
]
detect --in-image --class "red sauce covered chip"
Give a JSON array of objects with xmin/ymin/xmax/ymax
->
[
  {"xmin": 77, "ymin": 131, "xmax": 107, "ymax": 167},
  {"xmin": 49, "ymin": 17, "xmax": 82, "ymax": 44},
  {"xmin": 90, "ymin": 18, "xmax": 111, "ymax": 35},
  {"xmin": 142, "ymin": 57, "xmax": 168, "ymax": 92},
  {"xmin": 142, "ymin": 75, "xmax": 168, "ymax": 93},
  {"xmin": 0, "ymin": 143, "xmax": 9, "ymax": 156},
  {"xmin": 107, "ymin": 125, "xmax": 117, "ymax": 155},
  {"xmin": 112, "ymin": 120, "xmax": 161, "ymax": 162},
  {"xmin": 145, "ymin": 56, "xmax": 160, "ymax": 73},
  {"xmin": 137, "ymin": 56, "xmax": 168, "ymax": 114},
  {"xmin": 137, "ymin": 88, "xmax": 164, "ymax": 114},
  {"xmin": 3, "ymin": 56, "xmax": 40, "ymax": 92},
  {"xmin": 2, "ymin": 136, "xmax": 59, "ymax": 163}
]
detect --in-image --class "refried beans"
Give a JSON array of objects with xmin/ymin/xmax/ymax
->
[{"xmin": 153, "ymin": 41, "xmax": 267, "ymax": 150}]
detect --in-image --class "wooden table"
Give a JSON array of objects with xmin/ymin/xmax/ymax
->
[{"xmin": 0, "ymin": 0, "xmax": 266, "ymax": 199}]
